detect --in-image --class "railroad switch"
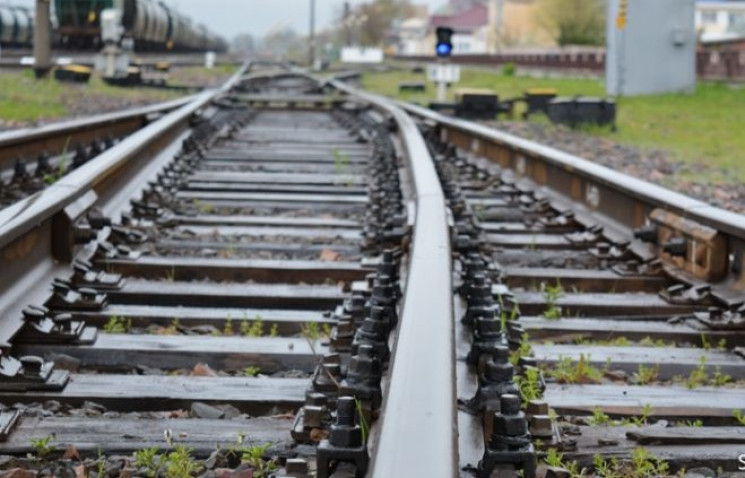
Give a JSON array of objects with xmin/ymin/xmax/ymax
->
[
  {"xmin": 17, "ymin": 305, "xmax": 96, "ymax": 345},
  {"xmin": 71, "ymin": 260, "xmax": 124, "ymax": 290},
  {"xmin": 0, "ymin": 353, "xmax": 69, "ymax": 392},
  {"xmin": 316, "ymin": 396, "xmax": 369, "ymax": 478},
  {"xmin": 478, "ymin": 394, "xmax": 537, "ymax": 478},
  {"xmin": 47, "ymin": 278, "xmax": 107, "ymax": 311}
]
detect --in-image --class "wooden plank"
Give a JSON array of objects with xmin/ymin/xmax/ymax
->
[
  {"xmin": 189, "ymin": 171, "xmax": 366, "ymax": 186},
  {"xmin": 565, "ymin": 425, "xmax": 745, "ymax": 472},
  {"xmin": 174, "ymin": 224, "xmax": 361, "ymax": 240},
  {"xmin": 511, "ymin": 291, "xmax": 702, "ymax": 316},
  {"xmin": 106, "ymin": 280, "xmax": 346, "ymax": 309},
  {"xmin": 18, "ymin": 334, "xmax": 328, "ymax": 373},
  {"xmin": 173, "ymin": 214, "xmax": 361, "ymax": 228},
  {"xmin": 519, "ymin": 317, "xmax": 742, "ymax": 346},
  {"xmin": 534, "ymin": 344, "xmax": 745, "ymax": 379},
  {"xmin": 102, "ymin": 257, "xmax": 369, "ymax": 283},
  {"xmin": 176, "ymin": 191, "xmax": 367, "ymax": 204},
  {"xmin": 0, "ymin": 416, "xmax": 293, "ymax": 456},
  {"xmin": 75, "ymin": 305, "xmax": 330, "ymax": 334},
  {"xmin": 545, "ymin": 384, "xmax": 745, "ymax": 419},
  {"xmin": 199, "ymin": 161, "xmax": 366, "ymax": 174},
  {"xmin": 486, "ymin": 233, "xmax": 576, "ymax": 249},
  {"xmin": 185, "ymin": 182, "xmax": 367, "ymax": 195},
  {"xmin": 0, "ymin": 374, "xmax": 307, "ymax": 415},
  {"xmin": 503, "ymin": 267, "xmax": 667, "ymax": 293},
  {"xmin": 627, "ymin": 427, "xmax": 745, "ymax": 445},
  {"xmin": 155, "ymin": 239, "xmax": 360, "ymax": 258}
]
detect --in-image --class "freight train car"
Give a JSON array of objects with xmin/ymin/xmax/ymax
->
[
  {"xmin": 0, "ymin": 5, "xmax": 33, "ymax": 48},
  {"xmin": 55, "ymin": 0, "xmax": 226, "ymax": 52}
]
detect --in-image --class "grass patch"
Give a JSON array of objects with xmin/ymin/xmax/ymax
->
[
  {"xmin": 362, "ymin": 66, "xmax": 745, "ymax": 181},
  {"xmin": 0, "ymin": 69, "xmax": 180, "ymax": 124}
]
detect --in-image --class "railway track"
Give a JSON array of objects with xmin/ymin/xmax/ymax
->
[{"xmin": 0, "ymin": 62, "xmax": 743, "ymax": 477}]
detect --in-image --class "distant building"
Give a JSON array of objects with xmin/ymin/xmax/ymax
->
[
  {"xmin": 431, "ymin": 5, "xmax": 489, "ymax": 54},
  {"xmin": 696, "ymin": 1, "xmax": 745, "ymax": 42}
]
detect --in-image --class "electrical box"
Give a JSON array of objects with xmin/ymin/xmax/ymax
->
[{"xmin": 606, "ymin": 0, "xmax": 695, "ymax": 96}]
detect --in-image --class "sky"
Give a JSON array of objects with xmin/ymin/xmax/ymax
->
[{"xmin": 14, "ymin": 0, "xmax": 445, "ymax": 40}]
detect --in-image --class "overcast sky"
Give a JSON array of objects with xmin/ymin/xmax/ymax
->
[{"xmin": 15, "ymin": 0, "xmax": 445, "ymax": 39}]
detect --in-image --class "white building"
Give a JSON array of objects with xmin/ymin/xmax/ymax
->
[{"xmin": 696, "ymin": 1, "xmax": 745, "ymax": 42}]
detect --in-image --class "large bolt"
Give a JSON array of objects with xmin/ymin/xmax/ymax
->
[{"xmin": 330, "ymin": 397, "xmax": 362, "ymax": 448}]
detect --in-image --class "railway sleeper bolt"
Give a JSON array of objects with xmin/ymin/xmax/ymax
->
[
  {"xmin": 71, "ymin": 260, "xmax": 124, "ymax": 290},
  {"xmin": 291, "ymin": 392, "xmax": 331, "ymax": 444},
  {"xmin": 330, "ymin": 318, "xmax": 355, "ymax": 352},
  {"xmin": 633, "ymin": 224, "xmax": 659, "ymax": 244},
  {"xmin": 280, "ymin": 458, "xmax": 309, "ymax": 478},
  {"xmin": 316, "ymin": 396, "xmax": 369, "ymax": 478},
  {"xmin": 468, "ymin": 346, "xmax": 518, "ymax": 413},
  {"xmin": 18, "ymin": 305, "xmax": 93, "ymax": 345},
  {"xmin": 661, "ymin": 283, "xmax": 712, "ymax": 305},
  {"xmin": 86, "ymin": 208, "xmax": 112, "ymax": 230},
  {"xmin": 71, "ymin": 145, "xmax": 90, "ymax": 168},
  {"xmin": 47, "ymin": 279, "xmax": 107, "ymax": 311},
  {"xmin": 34, "ymin": 152, "xmax": 52, "ymax": 178},
  {"xmin": 467, "ymin": 315, "xmax": 506, "ymax": 366},
  {"xmin": 109, "ymin": 225, "xmax": 149, "ymax": 246},
  {"xmin": 612, "ymin": 258, "xmax": 663, "ymax": 277},
  {"xmin": 339, "ymin": 345, "xmax": 383, "ymax": 411},
  {"xmin": 478, "ymin": 394, "xmax": 537, "ymax": 478},
  {"xmin": 692, "ymin": 305, "xmax": 745, "ymax": 330},
  {"xmin": 92, "ymin": 241, "xmax": 141, "ymax": 262},
  {"xmin": 0, "ymin": 352, "xmax": 69, "ymax": 392},
  {"xmin": 663, "ymin": 237, "xmax": 688, "ymax": 257}
]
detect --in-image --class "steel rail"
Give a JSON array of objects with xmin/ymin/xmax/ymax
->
[{"xmin": 330, "ymin": 79, "xmax": 458, "ymax": 476}]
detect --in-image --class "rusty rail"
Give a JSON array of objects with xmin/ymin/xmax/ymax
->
[{"xmin": 330, "ymin": 80, "xmax": 457, "ymax": 476}]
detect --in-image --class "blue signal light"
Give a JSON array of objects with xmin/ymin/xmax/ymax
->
[{"xmin": 436, "ymin": 43, "xmax": 452, "ymax": 56}]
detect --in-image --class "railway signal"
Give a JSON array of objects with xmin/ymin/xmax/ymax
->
[{"xmin": 436, "ymin": 26, "xmax": 453, "ymax": 57}]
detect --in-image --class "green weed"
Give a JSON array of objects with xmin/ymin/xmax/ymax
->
[
  {"xmin": 103, "ymin": 315, "xmax": 131, "ymax": 333},
  {"xmin": 30, "ymin": 435, "xmax": 56, "ymax": 459}
]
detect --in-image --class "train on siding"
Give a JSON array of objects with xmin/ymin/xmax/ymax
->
[
  {"xmin": 0, "ymin": 0, "xmax": 227, "ymax": 52},
  {"xmin": 55, "ymin": 0, "xmax": 227, "ymax": 52},
  {"xmin": 0, "ymin": 5, "xmax": 33, "ymax": 47}
]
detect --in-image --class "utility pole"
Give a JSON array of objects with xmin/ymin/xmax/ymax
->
[
  {"xmin": 34, "ymin": 0, "xmax": 52, "ymax": 78},
  {"xmin": 309, "ymin": 0, "xmax": 316, "ymax": 67}
]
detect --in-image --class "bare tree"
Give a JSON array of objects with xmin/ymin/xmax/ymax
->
[
  {"xmin": 535, "ymin": 0, "xmax": 606, "ymax": 46},
  {"xmin": 354, "ymin": 0, "xmax": 416, "ymax": 46}
]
